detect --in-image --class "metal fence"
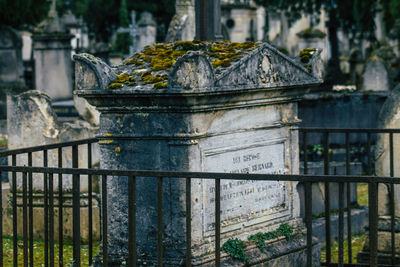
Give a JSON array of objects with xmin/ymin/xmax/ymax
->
[{"xmin": 0, "ymin": 128, "xmax": 398, "ymax": 266}]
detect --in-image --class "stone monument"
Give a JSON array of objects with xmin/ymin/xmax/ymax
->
[
  {"xmin": 166, "ymin": 0, "xmax": 196, "ymax": 42},
  {"xmin": 0, "ymin": 26, "xmax": 25, "ymax": 90},
  {"xmin": 32, "ymin": 0, "xmax": 74, "ymax": 100},
  {"xmin": 362, "ymin": 57, "xmax": 390, "ymax": 92},
  {"xmin": 4, "ymin": 90, "xmax": 100, "ymax": 241},
  {"xmin": 74, "ymin": 40, "xmax": 322, "ymax": 265},
  {"xmin": 0, "ymin": 26, "xmax": 26, "ymax": 119},
  {"xmin": 137, "ymin": 12, "xmax": 157, "ymax": 52}
]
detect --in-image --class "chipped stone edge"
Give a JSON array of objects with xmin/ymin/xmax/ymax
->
[{"xmin": 73, "ymin": 53, "xmax": 117, "ymax": 90}]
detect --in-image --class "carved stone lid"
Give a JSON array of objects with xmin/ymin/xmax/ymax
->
[{"xmin": 74, "ymin": 41, "xmax": 322, "ymax": 94}]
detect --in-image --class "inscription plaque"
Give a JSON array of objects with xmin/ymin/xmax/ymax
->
[{"xmin": 203, "ymin": 141, "xmax": 289, "ymax": 234}]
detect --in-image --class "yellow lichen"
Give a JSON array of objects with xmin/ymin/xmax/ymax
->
[
  {"xmin": 212, "ymin": 59, "xmax": 232, "ymax": 68},
  {"xmin": 141, "ymin": 72, "xmax": 168, "ymax": 85},
  {"xmin": 299, "ymin": 48, "xmax": 316, "ymax": 72},
  {"xmin": 117, "ymin": 41, "xmax": 260, "ymax": 84},
  {"xmin": 108, "ymin": 83, "xmax": 123, "ymax": 89},
  {"xmin": 153, "ymin": 81, "xmax": 168, "ymax": 89},
  {"xmin": 110, "ymin": 73, "xmax": 137, "ymax": 87}
]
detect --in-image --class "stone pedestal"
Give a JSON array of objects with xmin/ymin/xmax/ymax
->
[{"xmin": 75, "ymin": 41, "xmax": 322, "ymax": 265}]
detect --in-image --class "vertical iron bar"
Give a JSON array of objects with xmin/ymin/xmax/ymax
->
[
  {"xmin": 157, "ymin": 177, "xmax": 163, "ymax": 267},
  {"xmin": 44, "ymin": 150, "xmax": 48, "ymax": 267},
  {"xmin": 389, "ymin": 133, "xmax": 395, "ymax": 266},
  {"xmin": 128, "ymin": 176, "xmax": 136, "ymax": 267},
  {"xmin": 57, "ymin": 147, "xmax": 63, "ymax": 266},
  {"xmin": 215, "ymin": 178, "xmax": 221, "ymax": 267},
  {"xmin": 186, "ymin": 178, "xmax": 192, "ymax": 267},
  {"xmin": 102, "ymin": 174, "xmax": 108, "ymax": 267},
  {"xmin": 345, "ymin": 132, "xmax": 352, "ymax": 263},
  {"xmin": 28, "ymin": 152, "xmax": 33, "ymax": 267},
  {"xmin": 323, "ymin": 132, "xmax": 331, "ymax": 263},
  {"xmin": 303, "ymin": 131, "xmax": 308, "ymax": 175},
  {"xmin": 0, "ymin": 171, "xmax": 2, "ymax": 267},
  {"xmin": 12, "ymin": 154, "xmax": 17, "ymax": 267},
  {"xmin": 23, "ymin": 172, "xmax": 28, "ymax": 267},
  {"xmin": 338, "ymin": 182, "xmax": 344, "ymax": 267},
  {"xmin": 367, "ymin": 133, "xmax": 372, "ymax": 175},
  {"xmin": 369, "ymin": 182, "xmax": 378, "ymax": 267},
  {"xmin": 49, "ymin": 173, "xmax": 54, "ymax": 267},
  {"xmin": 88, "ymin": 143, "xmax": 93, "ymax": 266},
  {"xmin": 305, "ymin": 181, "xmax": 312, "ymax": 267},
  {"xmin": 72, "ymin": 145, "xmax": 80, "ymax": 266}
]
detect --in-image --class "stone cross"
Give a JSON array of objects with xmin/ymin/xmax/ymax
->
[
  {"xmin": 129, "ymin": 10, "xmax": 139, "ymax": 55},
  {"xmin": 195, "ymin": 0, "xmax": 223, "ymax": 41},
  {"xmin": 49, "ymin": 0, "xmax": 57, "ymax": 19}
]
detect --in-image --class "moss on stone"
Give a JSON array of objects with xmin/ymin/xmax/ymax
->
[
  {"xmin": 212, "ymin": 59, "xmax": 232, "ymax": 68},
  {"xmin": 299, "ymin": 48, "xmax": 316, "ymax": 72},
  {"xmin": 109, "ymin": 73, "xmax": 137, "ymax": 87},
  {"xmin": 141, "ymin": 71, "xmax": 168, "ymax": 85},
  {"xmin": 153, "ymin": 81, "xmax": 168, "ymax": 89},
  {"xmin": 108, "ymin": 83, "xmax": 123, "ymax": 89},
  {"xmin": 114, "ymin": 41, "xmax": 260, "ymax": 86}
]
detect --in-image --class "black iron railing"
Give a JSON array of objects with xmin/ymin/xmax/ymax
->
[
  {"xmin": 300, "ymin": 128, "xmax": 400, "ymax": 266},
  {"xmin": 0, "ymin": 138, "xmax": 99, "ymax": 267},
  {"xmin": 0, "ymin": 128, "xmax": 399, "ymax": 266},
  {"xmin": 0, "ymin": 166, "xmax": 397, "ymax": 266}
]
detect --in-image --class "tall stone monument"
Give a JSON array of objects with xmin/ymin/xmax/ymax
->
[
  {"xmin": 137, "ymin": 12, "xmax": 157, "ymax": 51},
  {"xmin": 74, "ymin": 40, "xmax": 322, "ymax": 265},
  {"xmin": 0, "ymin": 26, "xmax": 26, "ymax": 119},
  {"xmin": 166, "ymin": 0, "xmax": 196, "ymax": 42},
  {"xmin": 33, "ymin": 0, "xmax": 74, "ymax": 100}
]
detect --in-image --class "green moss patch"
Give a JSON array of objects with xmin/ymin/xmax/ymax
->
[
  {"xmin": 108, "ymin": 83, "xmax": 123, "ymax": 89},
  {"xmin": 123, "ymin": 40, "xmax": 259, "ymax": 72},
  {"xmin": 113, "ymin": 40, "xmax": 260, "ymax": 88},
  {"xmin": 299, "ymin": 48, "xmax": 317, "ymax": 73}
]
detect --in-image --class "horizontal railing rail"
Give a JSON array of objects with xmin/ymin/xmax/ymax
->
[
  {"xmin": 0, "ymin": 138, "xmax": 99, "ymax": 157},
  {"xmin": 0, "ymin": 165, "xmax": 397, "ymax": 266}
]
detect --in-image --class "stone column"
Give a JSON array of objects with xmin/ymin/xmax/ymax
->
[{"xmin": 75, "ymin": 41, "xmax": 322, "ymax": 265}]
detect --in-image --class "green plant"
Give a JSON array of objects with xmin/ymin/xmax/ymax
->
[
  {"xmin": 312, "ymin": 144, "xmax": 324, "ymax": 154},
  {"xmin": 276, "ymin": 223, "xmax": 293, "ymax": 239},
  {"xmin": 248, "ymin": 223, "xmax": 293, "ymax": 251},
  {"xmin": 248, "ymin": 232, "xmax": 268, "ymax": 250},
  {"xmin": 221, "ymin": 238, "xmax": 247, "ymax": 262}
]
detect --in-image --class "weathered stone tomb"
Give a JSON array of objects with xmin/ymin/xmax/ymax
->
[{"xmin": 74, "ymin": 41, "xmax": 322, "ymax": 265}]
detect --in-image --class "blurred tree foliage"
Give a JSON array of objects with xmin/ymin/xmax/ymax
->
[
  {"xmin": 73, "ymin": 0, "xmax": 175, "ymax": 43},
  {"xmin": 254, "ymin": 0, "xmax": 380, "ymax": 84},
  {"xmin": 0, "ymin": 0, "xmax": 50, "ymax": 28}
]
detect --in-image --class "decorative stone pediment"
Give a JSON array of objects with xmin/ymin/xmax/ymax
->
[{"xmin": 73, "ymin": 41, "xmax": 322, "ymax": 94}]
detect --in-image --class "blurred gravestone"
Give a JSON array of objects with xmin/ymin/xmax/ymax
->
[
  {"xmin": 32, "ymin": 0, "xmax": 74, "ymax": 100},
  {"xmin": 362, "ymin": 59, "xmax": 390, "ymax": 91}
]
